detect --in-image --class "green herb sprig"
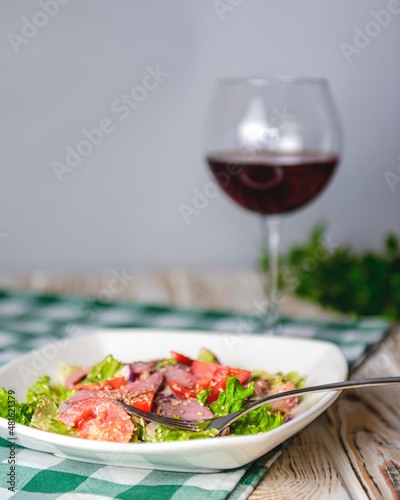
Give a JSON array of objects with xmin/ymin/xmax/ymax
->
[{"xmin": 260, "ymin": 223, "xmax": 400, "ymax": 319}]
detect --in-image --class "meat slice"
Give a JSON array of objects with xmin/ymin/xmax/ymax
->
[
  {"xmin": 65, "ymin": 367, "xmax": 92, "ymax": 390},
  {"xmin": 268, "ymin": 382, "xmax": 297, "ymax": 415},
  {"xmin": 253, "ymin": 379, "xmax": 270, "ymax": 399},
  {"xmin": 60, "ymin": 373, "xmax": 164, "ymax": 414},
  {"xmin": 153, "ymin": 396, "xmax": 214, "ymax": 421},
  {"xmin": 164, "ymin": 365, "xmax": 196, "ymax": 388},
  {"xmin": 130, "ymin": 361, "xmax": 155, "ymax": 375},
  {"xmin": 59, "ymin": 389, "xmax": 121, "ymax": 413},
  {"xmin": 59, "ymin": 389, "xmax": 99, "ymax": 413},
  {"xmin": 121, "ymin": 372, "xmax": 164, "ymax": 395}
]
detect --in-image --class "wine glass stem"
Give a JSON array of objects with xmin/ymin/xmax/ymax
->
[{"xmin": 261, "ymin": 216, "xmax": 283, "ymax": 332}]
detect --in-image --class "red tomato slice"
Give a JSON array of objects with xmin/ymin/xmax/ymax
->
[
  {"xmin": 59, "ymin": 397, "xmax": 134, "ymax": 442},
  {"xmin": 192, "ymin": 361, "xmax": 251, "ymax": 385},
  {"xmin": 207, "ymin": 377, "xmax": 227, "ymax": 403},
  {"xmin": 168, "ymin": 380, "xmax": 197, "ymax": 399},
  {"xmin": 195, "ymin": 378, "xmax": 212, "ymax": 393},
  {"xmin": 167, "ymin": 377, "xmax": 235, "ymax": 403},
  {"xmin": 73, "ymin": 376, "xmax": 126, "ymax": 391},
  {"xmin": 170, "ymin": 351, "xmax": 193, "ymax": 366},
  {"xmin": 125, "ymin": 390, "xmax": 155, "ymax": 412},
  {"xmin": 234, "ymin": 370, "xmax": 251, "ymax": 384},
  {"xmin": 192, "ymin": 361, "xmax": 227, "ymax": 379},
  {"xmin": 105, "ymin": 376, "xmax": 126, "ymax": 389},
  {"xmin": 168, "ymin": 378, "xmax": 225, "ymax": 401}
]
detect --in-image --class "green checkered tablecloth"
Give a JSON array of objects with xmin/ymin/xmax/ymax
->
[{"xmin": 0, "ymin": 289, "xmax": 391, "ymax": 500}]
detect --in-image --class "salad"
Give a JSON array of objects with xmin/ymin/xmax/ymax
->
[{"xmin": 0, "ymin": 348, "xmax": 305, "ymax": 443}]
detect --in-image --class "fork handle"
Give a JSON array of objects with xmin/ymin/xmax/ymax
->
[
  {"xmin": 248, "ymin": 376, "xmax": 400, "ymax": 413},
  {"xmin": 208, "ymin": 376, "xmax": 400, "ymax": 431}
]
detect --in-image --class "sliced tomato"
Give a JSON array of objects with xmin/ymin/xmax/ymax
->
[
  {"xmin": 192, "ymin": 361, "xmax": 251, "ymax": 384},
  {"xmin": 234, "ymin": 370, "xmax": 251, "ymax": 384},
  {"xmin": 73, "ymin": 376, "xmax": 126, "ymax": 391},
  {"xmin": 168, "ymin": 377, "xmax": 225, "ymax": 401},
  {"xmin": 168, "ymin": 380, "xmax": 197, "ymax": 399},
  {"xmin": 170, "ymin": 351, "xmax": 193, "ymax": 366},
  {"xmin": 124, "ymin": 390, "xmax": 155, "ymax": 412},
  {"xmin": 59, "ymin": 397, "xmax": 134, "ymax": 442},
  {"xmin": 167, "ymin": 377, "xmax": 228, "ymax": 403},
  {"xmin": 207, "ymin": 377, "xmax": 227, "ymax": 403},
  {"xmin": 192, "ymin": 361, "xmax": 228, "ymax": 379},
  {"xmin": 195, "ymin": 378, "xmax": 212, "ymax": 393},
  {"xmin": 105, "ymin": 376, "xmax": 126, "ymax": 389}
]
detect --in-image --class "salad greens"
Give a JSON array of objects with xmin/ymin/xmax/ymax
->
[
  {"xmin": 197, "ymin": 348, "xmax": 219, "ymax": 364},
  {"xmin": 202, "ymin": 376, "xmax": 284, "ymax": 437},
  {"xmin": 0, "ymin": 388, "xmax": 33, "ymax": 425},
  {"xmin": 130, "ymin": 417, "xmax": 146, "ymax": 443},
  {"xmin": 0, "ymin": 351, "xmax": 304, "ymax": 443},
  {"xmin": 26, "ymin": 376, "xmax": 76, "ymax": 405},
  {"xmin": 230, "ymin": 405, "xmax": 284, "ymax": 436},
  {"xmin": 1, "ymin": 377, "xmax": 78, "ymax": 430},
  {"xmin": 30, "ymin": 395, "xmax": 76, "ymax": 436},
  {"xmin": 207, "ymin": 376, "xmax": 285, "ymax": 437},
  {"xmin": 249, "ymin": 370, "xmax": 306, "ymax": 390},
  {"xmin": 60, "ymin": 362, "xmax": 82, "ymax": 381},
  {"xmin": 208, "ymin": 376, "xmax": 254, "ymax": 417},
  {"xmin": 81, "ymin": 354, "xmax": 124, "ymax": 384},
  {"xmin": 151, "ymin": 425, "xmax": 219, "ymax": 442}
]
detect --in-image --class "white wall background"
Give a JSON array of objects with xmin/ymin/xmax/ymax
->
[{"xmin": 1, "ymin": 0, "xmax": 399, "ymax": 271}]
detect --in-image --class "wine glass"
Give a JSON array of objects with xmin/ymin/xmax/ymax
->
[{"xmin": 204, "ymin": 77, "xmax": 341, "ymax": 333}]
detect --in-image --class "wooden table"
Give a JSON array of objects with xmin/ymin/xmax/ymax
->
[{"xmin": 2, "ymin": 269, "xmax": 400, "ymax": 500}]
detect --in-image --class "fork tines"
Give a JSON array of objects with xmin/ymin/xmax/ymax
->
[
  {"xmin": 116, "ymin": 399, "xmax": 200, "ymax": 431},
  {"xmin": 150, "ymin": 415, "xmax": 200, "ymax": 431}
]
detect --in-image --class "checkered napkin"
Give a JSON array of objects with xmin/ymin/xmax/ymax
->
[{"xmin": 0, "ymin": 289, "xmax": 390, "ymax": 500}]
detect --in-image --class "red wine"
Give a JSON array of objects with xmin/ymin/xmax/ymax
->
[{"xmin": 207, "ymin": 150, "xmax": 339, "ymax": 215}]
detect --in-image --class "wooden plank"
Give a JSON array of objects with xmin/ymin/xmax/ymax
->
[
  {"xmin": 325, "ymin": 326, "xmax": 400, "ymax": 500},
  {"xmin": 249, "ymin": 417, "xmax": 350, "ymax": 499}
]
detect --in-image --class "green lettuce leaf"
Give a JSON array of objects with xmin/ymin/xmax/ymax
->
[
  {"xmin": 249, "ymin": 370, "xmax": 306, "ymax": 390},
  {"xmin": 269, "ymin": 371, "xmax": 306, "ymax": 389},
  {"xmin": 249, "ymin": 370, "xmax": 271, "ymax": 381},
  {"xmin": 59, "ymin": 362, "xmax": 82, "ymax": 382},
  {"xmin": 149, "ymin": 425, "xmax": 219, "ymax": 442},
  {"xmin": 130, "ymin": 416, "xmax": 146, "ymax": 443},
  {"xmin": 81, "ymin": 354, "xmax": 124, "ymax": 384},
  {"xmin": 0, "ymin": 388, "xmax": 9, "ymax": 418},
  {"xmin": 155, "ymin": 359, "xmax": 177, "ymax": 370},
  {"xmin": 197, "ymin": 348, "xmax": 219, "ymax": 364},
  {"xmin": 230, "ymin": 405, "xmax": 284, "ymax": 435},
  {"xmin": 29, "ymin": 395, "xmax": 76, "ymax": 436},
  {"xmin": 208, "ymin": 376, "xmax": 255, "ymax": 417},
  {"xmin": 0, "ymin": 388, "xmax": 35, "ymax": 425},
  {"xmin": 25, "ymin": 376, "xmax": 76, "ymax": 405},
  {"xmin": 284, "ymin": 372, "xmax": 307, "ymax": 389},
  {"xmin": 205, "ymin": 376, "xmax": 285, "ymax": 437},
  {"xmin": 196, "ymin": 389, "xmax": 211, "ymax": 406}
]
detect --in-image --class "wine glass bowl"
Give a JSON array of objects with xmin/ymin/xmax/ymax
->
[{"xmin": 204, "ymin": 77, "xmax": 341, "ymax": 331}]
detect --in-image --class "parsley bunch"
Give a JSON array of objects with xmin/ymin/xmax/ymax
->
[{"xmin": 260, "ymin": 223, "xmax": 400, "ymax": 319}]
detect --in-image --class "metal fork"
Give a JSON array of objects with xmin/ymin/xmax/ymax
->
[{"xmin": 116, "ymin": 376, "xmax": 400, "ymax": 435}]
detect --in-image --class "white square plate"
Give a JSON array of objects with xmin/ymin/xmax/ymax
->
[{"xmin": 0, "ymin": 329, "xmax": 348, "ymax": 472}]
